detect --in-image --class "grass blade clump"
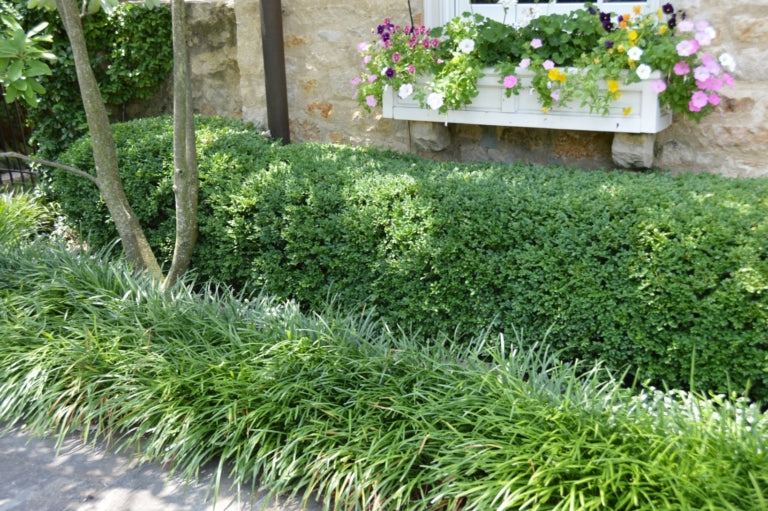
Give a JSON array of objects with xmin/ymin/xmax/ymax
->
[{"xmin": 1, "ymin": 205, "xmax": 766, "ymax": 510}]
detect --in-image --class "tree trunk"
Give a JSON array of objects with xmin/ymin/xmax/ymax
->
[
  {"xmin": 54, "ymin": 0, "xmax": 162, "ymax": 279},
  {"xmin": 163, "ymin": 0, "xmax": 198, "ymax": 289}
]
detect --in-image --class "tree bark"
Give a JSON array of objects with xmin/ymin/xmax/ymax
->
[
  {"xmin": 54, "ymin": 0, "xmax": 162, "ymax": 279},
  {"xmin": 163, "ymin": 0, "xmax": 198, "ymax": 290}
]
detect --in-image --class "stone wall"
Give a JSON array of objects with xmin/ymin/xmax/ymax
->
[{"xmin": 183, "ymin": 0, "xmax": 766, "ymax": 177}]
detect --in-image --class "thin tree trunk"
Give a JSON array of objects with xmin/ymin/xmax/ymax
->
[
  {"xmin": 54, "ymin": 0, "xmax": 162, "ymax": 279},
  {"xmin": 163, "ymin": 0, "xmax": 198, "ymax": 289}
]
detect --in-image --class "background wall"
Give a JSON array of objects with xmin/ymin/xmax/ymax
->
[{"xmin": 184, "ymin": 0, "xmax": 766, "ymax": 177}]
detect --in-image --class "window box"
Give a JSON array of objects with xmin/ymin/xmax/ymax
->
[{"xmin": 382, "ymin": 68, "xmax": 672, "ymax": 134}]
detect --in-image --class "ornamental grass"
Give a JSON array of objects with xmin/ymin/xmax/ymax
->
[{"xmin": 1, "ymin": 194, "xmax": 766, "ymax": 510}]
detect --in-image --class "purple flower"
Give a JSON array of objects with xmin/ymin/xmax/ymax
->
[
  {"xmin": 385, "ymin": 67, "xmax": 395, "ymax": 78},
  {"xmin": 588, "ymin": 6, "xmax": 597, "ymax": 15},
  {"xmin": 602, "ymin": 20, "xmax": 615, "ymax": 32},
  {"xmin": 662, "ymin": 3, "xmax": 674, "ymax": 14},
  {"xmin": 668, "ymin": 14, "xmax": 677, "ymax": 30},
  {"xmin": 599, "ymin": 12, "xmax": 610, "ymax": 23},
  {"xmin": 605, "ymin": 40, "xmax": 614, "ymax": 49},
  {"xmin": 503, "ymin": 75, "xmax": 518, "ymax": 88}
]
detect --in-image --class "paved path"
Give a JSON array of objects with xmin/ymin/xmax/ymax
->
[{"xmin": 0, "ymin": 425, "xmax": 323, "ymax": 511}]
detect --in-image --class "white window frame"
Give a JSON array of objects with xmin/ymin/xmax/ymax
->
[{"xmin": 425, "ymin": 0, "xmax": 663, "ymax": 28}]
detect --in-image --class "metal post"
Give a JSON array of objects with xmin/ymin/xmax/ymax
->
[{"xmin": 260, "ymin": 0, "xmax": 290, "ymax": 144}]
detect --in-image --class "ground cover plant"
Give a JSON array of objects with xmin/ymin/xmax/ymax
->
[
  {"xmin": 1, "ymin": 196, "xmax": 767, "ymax": 510},
  {"xmin": 45, "ymin": 116, "xmax": 768, "ymax": 401}
]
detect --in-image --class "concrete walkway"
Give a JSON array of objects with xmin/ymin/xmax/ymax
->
[{"xmin": 0, "ymin": 424, "xmax": 323, "ymax": 511}]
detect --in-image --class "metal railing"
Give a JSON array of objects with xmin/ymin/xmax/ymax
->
[{"xmin": 0, "ymin": 88, "xmax": 37, "ymax": 188}]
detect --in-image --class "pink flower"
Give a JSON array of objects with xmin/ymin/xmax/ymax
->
[
  {"xmin": 677, "ymin": 20, "xmax": 695, "ymax": 32},
  {"xmin": 693, "ymin": 66, "xmax": 710, "ymax": 81},
  {"xmin": 688, "ymin": 90, "xmax": 709, "ymax": 111},
  {"xmin": 392, "ymin": 52, "xmax": 401, "ymax": 63},
  {"xmin": 708, "ymin": 93, "xmax": 721, "ymax": 106},
  {"xmin": 366, "ymin": 95, "xmax": 377, "ymax": 107},
  {"xmin": 543, "ymin": 59, "xmax": 555, "ymax": 70},
  {"xmin": 651, "ymin": 79, "xmax": 667, "ymax": 93},
  {"xmin": 701, "ymin": 77, "xmax": 723, "ymax": 91},
  {"xmin": 722, "ymin": 73, "xmax": 735, "ymax": 87},
  {"xmin": 407, "ymin": 64, "xmax": 416, "ymax": 74},
  {"xmin": 368, "ymin": 74, "xmax": 377, "ymax": 83},
  {"xmin": 363, "ymin": 55, "xmax": 372, "ymax": 65},
  {"xmin": 550, "ymin": 89, "xmax": 561, "ymax": 101},
  {"xmin": 432, "ymin": 38, "xmax": 440, "ymax": 48},
  {"xmin": 676, "ymin": 39, "xmax": 699, "ymax": 57},
  {"xmin": 531, "ymin": 38, "xmax": 543, "ymax": 49},
  {"xmin": 503, "ymin": 75, "xmax": 518, "ymax": 88},
  {"xmin": 673, "ymin": 61, "xmax": 690, "ymax": 75},
  {"xmin": 357, "ymin": 42, "xmax": 370, "ymax": 53},
  {"xmin": 350, "ymin": 77, "xmax": 362, "ymax": 87},
  {"xmin": 422, "ymin": 38, "xmax": 430, "ymax": 49},
  {"xmin": 519, "ymin": 58, "xmax": 531, "ymax": 69}
]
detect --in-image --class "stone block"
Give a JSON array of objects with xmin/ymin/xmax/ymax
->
[
  {"xmin": 612, "ymin": 133, "xmax": 656, "ymax": 169},
  {"xmin": 410, "ymin": 121, "xmax": 451, "ymax": 152}
]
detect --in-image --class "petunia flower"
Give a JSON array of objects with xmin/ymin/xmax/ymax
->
[
  {"xmin": 689, "ymin": 90, "xmax": 709, "ymax": 111},
  {"xmin": 673, "ymin": 61, "xmax": 690, "ymax": 75},
  {"xmin": 426, "ymin": 92, "xmax": 444, "ymax": 110},
  {"xmin": 397, "ymin": 83, "xmax": 414, "ymax": 99},
  {"xmin": 676, "ymin": 39, "xmax": 699, "ymax": 57},
  {"xmin": 677, "ymin": 19, "xmax": 694, "ymax": 32},
  {"xmin": 636, "ymin": 64, "xmax": 652, "ymax": 80},
  {"xmin": 722, "ymin": 73, "xmax": 735, "ymax": 87},
  {"xmin": 718, "ymin": 53, "xmax": 736, "ymax": 73},
  {"xmin": 503, "ymin": 75, "xmax": 518, "ymax": 88},
  {"xmin": 458, "ymin": 38, "xmax": 475, "ymax": 54},
  {"xmin": 366, "ymin": 95, "xmax": 377, "ymax": 108},
  {"xmin": 627, "ymin": 46, "xmax": 644, "ymax": 61},
  {"xmin": 651, "ymin": 79, "xmax": 667, "ymax": 93},
  {"xmin": 693, "ymin": 66, "xmax": 710, "ymax": 82},
  {"xmin": 550, "ymin": 89, "xmax": 561, "ymax": 101},
  {"xmin": 708, "ymin": 93, "xmax": 721, "ymax": 106},
  {"xmin": 368, "ymin": 74, "xmax": 378, "ymax": 83}
]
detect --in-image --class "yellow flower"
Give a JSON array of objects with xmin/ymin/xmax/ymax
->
[
  {"xmin": 618, "ymin": 44, "xmax": 625, "ymax": 53},
  {"xmin": 548, "ymin": 68, "xmax": 560, "ymax": 81},
  {"xmin": 657, "ymin": 8, "xmax": 663, "ymax": 19},
  {"xmin": 633, "ymin": 5, "xmax": 642, "ymax": 15},
  {"xmin": 623, "ymin": 106, "xmax": 632, "ymax": 116},
  {"xmin": 541, "ymin": 106, "xmax": 549, "ymax": 113},
  {"xmin": 594, "ymin": 57, "xmax": 600, "ymax": 65},
  {"xmin": 557, "ymin": 71, "xmax": 567, "ymax": 82},
  {"xmin": 614, "ymin": 92, "xmax": 623, "ymax": 101},
  {"xmin": 659, "ymin": 25, "xmax": 668, "ymax": 35},
  {"xmin": 607, "ymin": 80, "xmax": 620, "ymax": 93},
  {"xmin": 628, "ymin": 30, "xmax": 638, "ymax": 42}
]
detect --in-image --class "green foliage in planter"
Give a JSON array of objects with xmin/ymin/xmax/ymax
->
[
  {"xmin": 12, "ymin": 0, "xmax": 172, "ymax": 157},
  {"xmin": 49, "ymin": 116, "xmax": 768, "ymax": 401}
]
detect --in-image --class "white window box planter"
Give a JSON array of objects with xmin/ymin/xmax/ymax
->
[{"xmin": 382, "ymin": 68, "xmax": 672, "ymax": 134}]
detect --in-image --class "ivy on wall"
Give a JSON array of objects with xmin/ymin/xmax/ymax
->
[{"xmin": 14, "ymin": 1, "xmax": 173, "ymax": 158}]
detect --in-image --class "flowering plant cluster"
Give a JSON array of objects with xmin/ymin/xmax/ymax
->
[{"xmin": 352, "ymin": 2, "xmax": 736, "ymax": 122}]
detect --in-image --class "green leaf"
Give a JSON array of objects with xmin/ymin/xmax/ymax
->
[
  {"xmin": 0, "ymin": 41, "xmax": 19, "ymax": 58},
  {"xmin": 25, "ymin": 21, "xmax": 49, "ymax": 39},
  {"xmin": 25, "ymin": 59, "xmax": 51, "ymax": 77},
  {"xmin": 7, "ymin": 59, "xmax": 22, "ymax": 82}
]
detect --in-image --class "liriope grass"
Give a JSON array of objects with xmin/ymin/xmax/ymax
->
[{"xmin": 1, "ymin": 226, "xmax": 766, "ymax": 509}]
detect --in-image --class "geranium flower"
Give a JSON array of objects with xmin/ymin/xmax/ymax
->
[
  {"xmin": 458, "ymin": 38, "xmax": 475, "ymax": 54},
  {"xmin": 397, "ymin": 83, "xmax": 414, "ymax": 99},
  {"xmin": 503, "ymin": 75, "xmax": 518, "ymax": 88},
  {"xmin": 426, "ymin": 92, "xmax": 444, "ymax": 110},
  {"xmin": 651, "ymin": 79, "xmax": 667, "ymax": 93},
  {"xmin": 636, "ymin": 64, "xmax": 652, "ymax": 80},
  {"xmin": 531, "ymin": 38, "xmax": 543, "ymax": 49},
  {"xmin": 676, "ymin": 39, "xmax": 699, "ymax": 57},
  {"xmin": 627, "ymin": 46, "xmax": 643, "ymax": 61}
]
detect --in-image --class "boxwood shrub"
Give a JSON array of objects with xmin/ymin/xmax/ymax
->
[{"xmin": 46, "ymin": 116, "xmax": 768, "ymax": 400}]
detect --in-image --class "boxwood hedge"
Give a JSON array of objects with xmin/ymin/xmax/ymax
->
[{"xmin": 46, "ymin": 116, "xmax": 768, "ymax": 400}]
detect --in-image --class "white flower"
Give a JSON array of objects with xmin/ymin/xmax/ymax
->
[
  {"xmin": 397, "ymin": 83, "xmax": 414, "ymax": 99},
  {"xmin": 499, "ymin": 0, "xmax": 517, "ymax": 8},
  {"xmin": 426, "ymin": 92, "xmax": 444, "ymax": 110},
  {"xmin": 627, "ymin": 46, "xmax": 643, "ymax": 61},
  {"xmin": 718, "ymin": 52, "xmax": 736, "ymax": 73},
  {"xmin": 458, "ymin": 38, "xmax": 475, "ymax": 54},
  {"xmin": 636, "ymin": 64, "xmax": 653, "ymax": 80}
]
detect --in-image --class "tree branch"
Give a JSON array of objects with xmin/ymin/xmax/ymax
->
[{"xmin": 0, "ymin": 151, "xmax": 99, "ymax": 186}]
